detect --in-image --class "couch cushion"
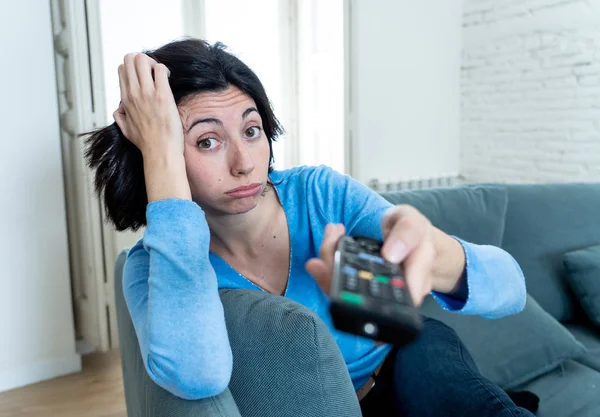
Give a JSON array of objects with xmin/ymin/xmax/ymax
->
[
  {"xmin": 501, "ymin": 183, "xmax": 600, "ymax": 322},
  {"xmin": 220, "ymin": 289, "xmax": 362, "ymax": 417},
  {"xmin": 563, "ymin": 244, "xmax": 600, "ymax": 328},
  {"xmin": 420, "ymin": 293, "xmax": 586, "ymax": 390},
  {"xmin": 379, "ymin": 185, "xmax": 508, "ymax": 246},
  {"xmin": 516, "ymin": 360, "xmax": 600, "ymax": 417},
  {"xmin": 565, "ymin": 323, "xmax": 600, "ymax": 372}
]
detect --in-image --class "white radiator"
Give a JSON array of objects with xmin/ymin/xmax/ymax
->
[{"xmin": 367, "ymin": 174, "xmax": 462, "ymax": 192}]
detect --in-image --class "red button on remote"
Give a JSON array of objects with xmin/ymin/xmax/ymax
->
[{"xmin": 391, "ymin": 278, "xmax": 405, "ymax": 288}]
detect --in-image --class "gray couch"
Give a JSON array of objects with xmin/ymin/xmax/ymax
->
[{"xmin": 115, "ymin": 183, "xmax": 600, "ymax": 416}]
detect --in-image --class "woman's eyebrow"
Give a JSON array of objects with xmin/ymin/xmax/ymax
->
[
  {"xmin": 242, "ymin": 107, "xmax": 259, "ymax": 119},
  {"xmin": 185, "ymin": 117, "xmax": 222, "ymax": 133},
  {"xmin": 185, "ymin": 107, "xmax": 259, "ymax": 133}
]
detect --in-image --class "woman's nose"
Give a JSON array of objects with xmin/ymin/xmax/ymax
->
[{"xmin": 229, "ymin": 140, "xmax": 255, "ymax": 177}]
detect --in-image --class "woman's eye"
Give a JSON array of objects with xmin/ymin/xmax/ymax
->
[
  {"xmin": 244, "ymin": 126, "xmax": 261, "ymax": 139},
  {"xmin": 197, "ymin": 138, "xmax": 218, "ymax": 149}
]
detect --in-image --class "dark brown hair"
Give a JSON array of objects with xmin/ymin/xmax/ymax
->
[{"xmin": 83, "ymin": 38, "xmax": 283, "ymax": 231}]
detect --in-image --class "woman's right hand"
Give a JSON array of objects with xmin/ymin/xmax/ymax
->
[
  {"xmin": 114, "ymin": 53, "xmax": 183, "ymax": 157},
  {"xmin": 115, "ymin": 53, "xmax": 192, "ymax": 203}
]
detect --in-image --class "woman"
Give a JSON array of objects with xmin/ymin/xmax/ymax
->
[{"xmin": 85, "ymin": 38, "xmax": 533, "ymax": 416}]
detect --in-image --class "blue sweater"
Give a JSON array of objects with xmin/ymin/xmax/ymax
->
[{"xmin": 123, "ymin": 165, "xmax": 527, "ymax": 400}]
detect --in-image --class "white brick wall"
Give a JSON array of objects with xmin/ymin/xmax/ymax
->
[{"xmin": 461, "ymin": 0, "xmax": 600, "ymax": 183}]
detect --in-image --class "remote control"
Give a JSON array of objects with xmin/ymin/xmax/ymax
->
[{"xmin": 329, "ymin": 235, "xmax": 423, "ymax": 346}]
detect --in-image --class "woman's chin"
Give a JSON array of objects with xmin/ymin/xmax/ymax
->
[{"xmin": 223, "ymin": 197, "xmax": 261, "ymax": 215}]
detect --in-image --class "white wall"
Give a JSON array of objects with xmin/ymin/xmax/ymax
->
[
  {"xmin": 347, "ymin": 0, "xmax": 463, "ymax": 184},
  {"xmin": 0, "ymin": 1, "xmax": 80, "ymax": 392},
  {"xmin": 462, "ymin": 0, "xmax": 600, "ymax": 183}
]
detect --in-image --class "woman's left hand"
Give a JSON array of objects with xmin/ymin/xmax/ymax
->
[{"xmin": 305, "ymin": 205, "xmax": 466, "ymax": 307}]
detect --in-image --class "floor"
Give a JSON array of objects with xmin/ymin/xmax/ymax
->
[{"xmin": 0, "ymin": 350, "xmax": 127, "ymax": 417}]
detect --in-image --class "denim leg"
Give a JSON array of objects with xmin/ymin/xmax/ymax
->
[{"xmin": 390, "ymin": 317, "xmax": 536, "ymax": 417}]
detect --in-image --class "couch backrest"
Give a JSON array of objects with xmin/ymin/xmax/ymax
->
[
  {"xmin": 501, "ymin": 183, "xmax": 600, "ymax": 322},
  {"xmin": 380, "ymin": 185, "xmax": 509, "ymax": 247},
  {"xmin": 382, "ymin": 182, "xmax": 600, "ymax": 324}
]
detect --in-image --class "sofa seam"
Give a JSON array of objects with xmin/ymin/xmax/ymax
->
[{"xmin": 498, "ymin": 187, "xmax": 510, "ymax": 248}]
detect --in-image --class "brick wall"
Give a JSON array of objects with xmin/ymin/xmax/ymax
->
[{"xmin": 461, "ymin": 0, "xmax": 600, "ymax": 183}]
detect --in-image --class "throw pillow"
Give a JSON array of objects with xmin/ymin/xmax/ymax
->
[
  {"xmin": 563, "ymin": 244, "xmax": 600, "ymax": 328},
  {"xmin": 379, "ymin": 184, "xmax": 508, "ymax": 247},
  {"xmin": 420, "ymin": 293, "xmax": 587, "ymax": 390}
]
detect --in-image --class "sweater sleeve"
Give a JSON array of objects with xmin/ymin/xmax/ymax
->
[
  {"xmin": 123, "ymin": 198, "xmax": 232, "ymax": 400},
  {"xmin": 431, "ymin": 237, "xmax": 527, "ymax": 318}
]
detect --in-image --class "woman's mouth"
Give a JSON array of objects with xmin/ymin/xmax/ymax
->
[{"xmin": 225, "ymin": 183, "xmax": 262, "ymax": 198}]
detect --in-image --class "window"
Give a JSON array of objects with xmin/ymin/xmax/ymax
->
[
  {"xmin": 99, "ymin": 0, "xmax": 345, "ymax": 173},
  {"xmin": 296, "ymin": 0, "xmax": 345, "ymax": 173},
  {"xmin": 99, "ymin": 0, "xmax": 185, "ymax": 126},
  {"xmin": 202, "ymin": 0, "xmax": 291, "ymax": 170}
]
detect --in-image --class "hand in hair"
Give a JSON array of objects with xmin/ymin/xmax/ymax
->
[
  {"xmin": 114, "ymin": 52, "xmax": 191, "ymax": 203},
  {"xmin": 115, "ymin": 53, "xmax": 183, "ymax": 158}
]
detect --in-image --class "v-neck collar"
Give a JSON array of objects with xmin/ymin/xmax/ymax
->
[{"xmin": 208, "ymin": 177, "xmax": 293, "ymax": 296}]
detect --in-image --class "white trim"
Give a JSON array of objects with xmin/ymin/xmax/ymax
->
[
  {"xmin": 51, "ymin": 0, "xmax": 111, "ymax": 352},
  {"xmin": 343, "ymin": 0, "xmax": 354, "ymax": 177},
  {"xmin": 0, "ymin": 354, "xmax": 81, "ymax": 393},
  {"xmin": 181, "ymin": 0, "xmax": 206, "ymax": 39},
  {"xmin": 279, "ymin": 0, "xmax": 300, "ymax": 169},
  {"xmin": 69, "ymin": 0, "xmax": 110, "ymax": 352},
  {"xmin": 86, "ymin": 0, "xmax": 119, "ymax": 350}
]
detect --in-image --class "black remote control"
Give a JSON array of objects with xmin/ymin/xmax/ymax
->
[{"xmin": 329, "ymin": 235, "xmax": 423, "ymax": 346}]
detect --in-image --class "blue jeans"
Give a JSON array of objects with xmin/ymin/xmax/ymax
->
[{"xmin": 360, "ymin": 318, "xmax": 536, "ymax": 417}]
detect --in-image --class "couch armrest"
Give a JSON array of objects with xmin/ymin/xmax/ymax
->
[
  {"xmin": 221, "ymin": 289, "xmax": 362, "ymax": 417},
  {"xmin": 114, "ymin": 249, "xmax": 361, "ymax": 417},
  {"xmin": 114, "ymin": 249, "xmax": 242, "ymax": 417}
]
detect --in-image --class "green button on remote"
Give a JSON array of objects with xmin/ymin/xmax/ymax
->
[
  {"xmin": 340, "ymin": 291, "xmax": 364, "ymax": 305},
  {"xmin": 375, "ymin": 275, "xmax": 390, "ymax": 285}
]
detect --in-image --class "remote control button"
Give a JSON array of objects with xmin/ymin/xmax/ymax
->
[
  {"xmin": 384, "ymin": 264, "xmax": 402, "ymax": 275},
  {"xmin": 343, "ymin": 265, "xmax": 357, "ymax": 276},
  {"xmin": 369, "ymin": 280, "xmax": 382, "ymax": 297},
  {"xmin": 344, "ymin": 253, "xmax": 362, "ymax": 267},
  {"xmin": 340, "ymin": 291, "xmax": 364, "ymax": 305},
  {"xmin": 358, "ymin": 270, "xmax": 374, "ymax": 280},
  {"xmin": 366, "ymin": 244, "xmax": 382, "ymax": 253},
  {"xmin": 375, "ymin": 275, "xmax": 390, "ymax": 285},
  {"xmin": 363, "ymin": 322, "xmax": 378, "ymax": 336},
  {"xmin": 358, "ymin": 252, "xmax": 385, "ymax": 265},
  {"xmin": 369, "ymin": 264, "xmax": 394, "ymax": 276},
  {"xmin": 357, "ymin": 239, "xmax": 382, "ymax": 252},
  {"xmin": 345, "ymin": 276, "xmax": 359, "ymax": 291},
  {"xmin": 391, "ymin": 278, "xmax": 405, "ymax": 288},
  {"xmin": 392, "ymin": 287, "xmax": 404, "ymax": 302}
]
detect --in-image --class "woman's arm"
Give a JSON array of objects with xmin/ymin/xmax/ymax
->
[
  {"xmin": 124, "ymin": 199, "xmax": 232, "ymax": 400},
  {"xmin": 305, "ymin": 165, "xmax": 526, "ymax": 318},
  {"xmin": 117, "ymin": 52, "xmax": 231, "ymax": 399}
]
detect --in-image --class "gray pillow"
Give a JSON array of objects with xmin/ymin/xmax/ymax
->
[
  {"xmin": 420, "ymin": 293, "xmax": 587, "ymax": 390},
  {"xmin": 379, "ymin": 184, "xmax": 508, "ymax": 247},
  {"xmin": 563, "ymin": 244, "xmax": 600, "ymax": 328}
]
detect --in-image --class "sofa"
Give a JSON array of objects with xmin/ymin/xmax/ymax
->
[{"xmin": 114, "ymin": 182, "xmax": 600, "ymax": 416}]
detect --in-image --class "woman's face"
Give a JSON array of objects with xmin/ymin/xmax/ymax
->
[{"xmin": 179, "ymin": 85, "xmax": 271, "ymax": 216}]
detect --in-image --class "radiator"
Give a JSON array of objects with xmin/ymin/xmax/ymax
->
[{"xmin": 367, "ymin": 174, "xmax": 462, "ymax": 192}]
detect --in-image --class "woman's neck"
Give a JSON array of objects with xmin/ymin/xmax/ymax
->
[{"xmin": 206, "ymin": 184, "xmax": 283, "ymax": 259}]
